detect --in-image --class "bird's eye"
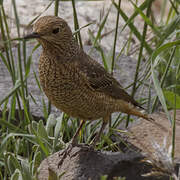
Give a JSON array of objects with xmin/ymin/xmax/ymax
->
[{"xmin": 52, "ymin": 28, "xmax": 59, "ymax": 34}]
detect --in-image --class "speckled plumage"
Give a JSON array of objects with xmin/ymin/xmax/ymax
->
[{"xmin": 25, "ymin": 16, "xmax": 152, "ymax": 147}]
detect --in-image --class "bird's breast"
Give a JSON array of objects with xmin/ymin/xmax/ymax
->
[
  {"xmin": 39, "ymin": 55, "xmax": 81, "ymax": 100},
  {"xmin": 38, "ymin": 56, "xmax": 93, "ymax": 116}
]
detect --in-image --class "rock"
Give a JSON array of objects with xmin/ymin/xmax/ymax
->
[
  {"xmin": 127, "ymin": 110, "xmax": 180, "ymax": 158},
  {"xmin": 37, "ymin": 111, "xmax": 180, "ymax": 180},
  {"xmin": 37, "ymin": 146, "xmax": 169, "ymax": 180}
]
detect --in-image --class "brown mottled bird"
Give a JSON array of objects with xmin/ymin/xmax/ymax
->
[{"xmin": 24, "ymin": 15, "xmax": 153, "ymax": 156}]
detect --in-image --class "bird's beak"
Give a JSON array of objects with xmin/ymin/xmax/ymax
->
[{"xmin": 24, "ymin": 32, "xmax": 40, "ymax": 40}]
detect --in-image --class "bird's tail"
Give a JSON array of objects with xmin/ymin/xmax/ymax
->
[
  {"xmin": 118, "ymin": 100, "xmax": 167, "ymax": 132},
  {"xmin": 128, "ymin": 107, "xmax": 169, "ymax": 132},
  {"xmin": 124, "ymin": 104, "xmax": 153, "ymax": 122}
]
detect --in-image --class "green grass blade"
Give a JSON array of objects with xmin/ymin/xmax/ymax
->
[
  {"xmin": 12, "ymin": 0, "xmax": 20, "ymax": 37},
  {"xmin": 0, "ymin": 119, "xmax": 26, "ymax": 133},
  {"xmin": 0, "ymin": 80, "xmax": 21, "ymax": 106},
  {"xmin": 73, "ymin": 22, "xmax": 94, "ymax": 36},
  {"xmin": 93, "ymin": 6, "xmax": 111, "ymax": 47},
  {"xmin": 54, "ymin": 0, "xmax": 59, "ymax": 16},
  {"xmin": 120, "ymin": 0, "xmax": 151, "ymax": 33},
  {"xmin": 71, "ymin": 0, "xmax": 83, "ymax": 48},
  {"xmin": 158, "ymin": 15, "xmax": 180, "ymax": 47},
  {"xmin": 129, "ymin": 0, "xmax": 160, "ymax": 36},
  {"xmin": 112, "ymin": 1, "xmax": 153, "ymax": 54},
  {"xmin": 150, "ymin": 41, "xmax": 180, "ymax": 122},
  {"xmin": 27, "ymin": 1, "xmax": 54, "ymax": 26},
  {"xmin": 111, "ymin": 0, "xmax": 121, "ymax": 74}
]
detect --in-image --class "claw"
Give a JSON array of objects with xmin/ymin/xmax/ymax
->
[
  {"xmin": 58, "ymin": 143, "xmax": 74, "ymax": 168},
  {"xmin": 58, "ymin": 120, "xmax": 86, "ymax": 168}
]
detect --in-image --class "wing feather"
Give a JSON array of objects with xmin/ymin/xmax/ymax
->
[{"xmin": 76, "ymin": 52, "xmax": 142, "ymax": 108}]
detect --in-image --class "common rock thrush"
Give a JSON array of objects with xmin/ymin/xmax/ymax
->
[{"xmin": 24, "ymin": 15, "xmax": 153, "ymax": 164}]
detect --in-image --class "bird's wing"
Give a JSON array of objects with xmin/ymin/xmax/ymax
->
[{"xmin": 77, "ymin": 52, "xmax": 141, "ymax": 108}]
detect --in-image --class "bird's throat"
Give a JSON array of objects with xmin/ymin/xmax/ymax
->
[{"xmin": 40, "ymin": 37, "xmax": 80, "ymax": 59}]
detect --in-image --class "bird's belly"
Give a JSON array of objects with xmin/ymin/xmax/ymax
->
[
  {"xmin": 46, "ymin": 89, "xmax": 102, "ymax": 120},
  {"xmin": 41, "ymin": 80, "xmax": 110, "ymax": 120}
]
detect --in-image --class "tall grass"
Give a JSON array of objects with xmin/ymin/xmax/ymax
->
[{"xmin": 0, "ymin": 0, "xmax": 179, "ymax": 179}]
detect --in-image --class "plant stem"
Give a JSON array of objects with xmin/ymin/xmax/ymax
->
[
  {"xmin": 71, "ymin": 0, "xmax": 83, "ymax": 49},
  {"xmin": 151, "ymin": 47, "xmax": 176, "ymax": 112},
  {"xmin": 54, "ymin": 0, "xmax": 59, "ymax": 16},
  {"xmin": 111, "ymin": 0, "xmax": 121, "ymax": 74}
]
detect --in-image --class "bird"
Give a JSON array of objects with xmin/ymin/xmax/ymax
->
[{"xmin": 24, "ymin": 15, "xmax": 153, "ymax": 165}]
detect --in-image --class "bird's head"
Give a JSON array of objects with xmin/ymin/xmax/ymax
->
[{"xmin": 24, "ymin": 16, "xmax": 76, "ymax": 54}]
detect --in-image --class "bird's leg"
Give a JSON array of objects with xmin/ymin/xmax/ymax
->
[
  {"xmin": 58, "ymin": 120, "xmax": 85, "ymax": 168},
  {"xmin": 71, "ymin": 120, "xmax": 86, "ymax": 145},
  {"xmin": 90, "ymin": 116, "xmax": 109, "ymax": 149}
]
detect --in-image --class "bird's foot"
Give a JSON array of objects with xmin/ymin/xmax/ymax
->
[
  {"xmin": 58, "ymin": 142, "xmax": 75, "ymax": 168},
  {"xmin": 58, "ymin": 142, "xmax": 91, "ymax": 168},
  {"xmin": 89, "ymin": 143, "xmax": 96, "ymax": 150},
  {"xmin": 69, "ymin": 143, "xmax": 90, "ymax": 158}
]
